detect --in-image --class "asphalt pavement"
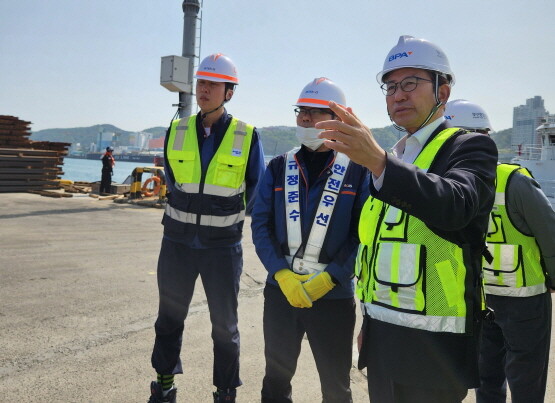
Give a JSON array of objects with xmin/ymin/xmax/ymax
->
[{"xmin": 0, "ymin": 193, "xmax": 553, "ymax": 402}]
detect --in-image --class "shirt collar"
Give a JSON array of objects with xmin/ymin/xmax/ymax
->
[
  {"xmin": 392, "ymin": 117, "xmax": 445, "ymax": 158},
  {"xmin": 411, "ymin": 117, "xmax": 445, "ymax": 147}
]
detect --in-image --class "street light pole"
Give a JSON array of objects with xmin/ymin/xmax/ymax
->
[{"xmin": 179, "ymin": 0, "xmax": 201, "ymax": 118}]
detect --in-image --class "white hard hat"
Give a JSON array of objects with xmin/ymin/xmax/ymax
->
[
  {"xmin": 444, "ymin": 99, "xmax": 493, "ymax": 131},
  {"xmin": 295, "ymin": 77, "xmax": 346, "ymax": 108},
  {"xmin": 377, "ymin": 35, "xmax": 455, "ymax": 85},
  {"xmin": 194, "ymin": 53, "xmax": 238, "ymax": 84}
]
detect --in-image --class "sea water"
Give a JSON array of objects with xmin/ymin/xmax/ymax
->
[
  {"xmin": 62, "ymin": 155, "xmax": 275, "ymax": 184},
  {"xmin": 61, "ymin": 158, "xmax": 154, "ymax": 184}
]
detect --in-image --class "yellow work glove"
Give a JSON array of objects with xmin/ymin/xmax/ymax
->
[
  {"xmin": 302, "ymin": 272, "xmax": 336, "ymax": 302},
  {"xmin": 274, "ymin": 269, "xmax": 313, "ymax": 308},
  {"xmin": 291, "ymin": 272, "xmax": 312, "ymax": 282}
]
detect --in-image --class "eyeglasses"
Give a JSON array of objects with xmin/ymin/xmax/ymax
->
[
  {"xmin": 380, "ymin": 76, "xmax": 433, "ymax": 96},
  {"xmin": 294, "ymin": 107, "xmax": 334, "ymax": 118}
]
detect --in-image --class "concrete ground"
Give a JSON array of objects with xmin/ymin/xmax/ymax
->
[{"xmin": 0, "ymin": 192, "xmax": 553, "ymax": 402}]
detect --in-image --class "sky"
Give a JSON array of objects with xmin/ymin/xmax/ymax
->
[{"xmin": 1, "ymin": 0, "xmax": 554, "ymax": 133}]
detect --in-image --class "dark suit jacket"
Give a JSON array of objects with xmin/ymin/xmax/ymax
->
[{"xmin": 364, "ymin": 122, "xmax": 498, "ymax": 390}]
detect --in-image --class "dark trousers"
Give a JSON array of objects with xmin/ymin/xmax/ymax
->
[
  {"xmin": 100, "ymin": 170, "xmax": 112, "ymax": 193},
  {"xmin": 151, "ymin": 238, "xmax": 243, "ymax": 389},
  {"xmin": 360, "ymin": 316, "xmax": 469, "ymax": 403},
  {"xmin": 261, "ymin": 284, "xmax": 355, "ymax": 403},
  {"xmin": 476, "ymin": 292, "xmax": 552, "ymax": 403},
  {"xmin": 366, "ymin": 372, "xmax": 468, "ymax": 403}
]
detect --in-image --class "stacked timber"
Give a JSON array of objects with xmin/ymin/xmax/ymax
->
[{"xmin": 0, "ymin": 115, "xmax": 71, "ymax": 193}]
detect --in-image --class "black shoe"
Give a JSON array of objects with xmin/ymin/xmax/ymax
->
[
  {"xmin": 148, "ymin": 381, "xmax": 177, "ymax": 403},
  {"xmin": 213, "ymin": 388, "xmax": 236, "ymax": 402}
]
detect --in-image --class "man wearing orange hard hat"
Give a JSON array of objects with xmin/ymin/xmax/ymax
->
[{"xmin": 148, "ymin": 53, "xmax": 265, "ymax": 403}]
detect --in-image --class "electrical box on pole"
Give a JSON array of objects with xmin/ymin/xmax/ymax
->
[
  {"xmin": 160, "ymin": 1, "xmax": 201, "ymax": 118},
  {"xmin": 160, "ymin": 55, "xmax": 191, "ymax": 93}
]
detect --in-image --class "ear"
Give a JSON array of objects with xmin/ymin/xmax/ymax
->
[
  {"xmin": 438, "ymin": 84, "xmax": 451, "ymax": 105},
  {"xmin": 225, "ymin": 89, "xmax": 234, "ymax": 102}
]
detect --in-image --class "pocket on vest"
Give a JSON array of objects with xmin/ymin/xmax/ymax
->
[
  {"xmin": 169, "ymin": 151, "xmax": 196, "ymax": 183},
  {"xmin": 213, "ymin": 154, "xmax": 245, "ymax": 188},
  {"xmin": 372, "ymin": 242, "xmax": 425, "ymax": 312},
  {"xmin": 483, "ymin": 244, "xmax": 523, "ymax": 288}
]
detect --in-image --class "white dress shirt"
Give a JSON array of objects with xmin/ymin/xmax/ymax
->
[{"xmin": 373, "ymin": 118, "xmax": 445, "ymax": 191}]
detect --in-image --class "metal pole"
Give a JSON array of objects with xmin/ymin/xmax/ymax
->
[{"xmin": 179, "ymin": 0, "xmax": 200, "ymax": 118}]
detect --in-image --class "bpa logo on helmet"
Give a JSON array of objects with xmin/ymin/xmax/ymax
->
[
  {"xmin": 388, "ymin": 51, "xmax": 413, "ymax": 62},
  {"xmin": 377, "ymin": 36, "xmax": 455, "ymax": 85}
]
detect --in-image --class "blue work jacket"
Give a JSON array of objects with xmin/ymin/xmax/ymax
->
[{"xmin": 251, "ymin": 146, "xmax": 370, "ymax": 299}]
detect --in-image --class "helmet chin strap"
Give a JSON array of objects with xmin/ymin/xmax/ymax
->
[
  {"xmin": 200, "ymin": 89, "xmax": 232, "ymax": 121},
  {"xmin": 200, "ymin": 101, "xmax": 225, "ymax": 121},
  {"xmin": 388, "ymin": 73, "xmax": 444, "ymax": 133}
]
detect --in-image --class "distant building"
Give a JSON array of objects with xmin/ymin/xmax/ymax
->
[
  {"xmin": 129, "ymin": 132, "xmax": 152, "ymax": 150},
  {"xmin": 149, "ymin": 137, "xmax": 165, "ymax": 150},
  {"xmin": 96, "ymin": 131, "xmax": 114, "ymax": 152},
  {"xmin": 512, "ymin": 96, "xmax": 548, "ymax": 148}
]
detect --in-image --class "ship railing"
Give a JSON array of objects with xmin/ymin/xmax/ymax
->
[
  {"xmin": 515, "ymin": 145, "xmax": 543, "ymax": 161},
  {"xmin": 540, "ymin": 146, "xmax": 555, "ymax": 161}
]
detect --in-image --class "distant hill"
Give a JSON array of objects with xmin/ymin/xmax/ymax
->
[
  {"xmin": 490, "ymin": 127, "xmax": 513, "ymax": 162},
  {"xmin": 490, "ymin": 127, "xmax": 511, "ymax": 149},
  {"xmin": 31, "ymin": 123, "xmax": 405, "ymax": 157},
  {"xmin": 31, "ymin": 123, "xmax": 513, "ymax": 159}
]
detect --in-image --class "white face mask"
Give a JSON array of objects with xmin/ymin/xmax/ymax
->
[{"xmin": 295, "ymin": 126, "xmax": 324, "ymax": 151}]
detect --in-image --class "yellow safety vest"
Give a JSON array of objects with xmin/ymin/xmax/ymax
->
[
  {"xmin": 483, "ymin": 164, "xmax": 547, "ymax": 296},
  {"xmin": 356, "ymin": 128, "xmax": 476, "ymax": 334},
  {"xmin": 164, "ymin": 115, "xmax": 254, "ymax": 229}
]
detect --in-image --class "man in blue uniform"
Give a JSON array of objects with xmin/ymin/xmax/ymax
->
[
  {"xmin": 148, "ymin": 53, "xmax": 265, "ymax": 403},
  {"xmin": 252, "ymin": 77, "xmax": 370, "ymax": 402},
  {"xmin": 100, "ymin": 146, "xmax": 114, "ymax": 194},
  {"xmin": 445, "ymin": 99, "xmax": 555, "ymax": 403}
]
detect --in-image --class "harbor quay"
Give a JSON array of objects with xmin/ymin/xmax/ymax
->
[
  {"xmin": 0, "ymin": 192, "xmax": 366, "ymax": 402},
  {"xmin": 0, "ymin": 193, "xmax": 553, "ymax": 402}
]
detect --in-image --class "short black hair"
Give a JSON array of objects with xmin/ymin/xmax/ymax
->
[
  {"xmin": 425, "ymin": 70, "xmax": 449, "ymax": 88},
  {"xmin": 224, "ymin": 83, "xmax": 235, "ymax": 102}
]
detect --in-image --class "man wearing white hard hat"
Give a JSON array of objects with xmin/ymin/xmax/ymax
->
[
  {"xmin": 317, "ymin": 36, "xmax": 498, "ymax": 402},
  {"xmin": 251, "ymin": 77, "xmax": 370, "ymax": 402},
  {"xmin": 444, "ymin": 99, "xmax": 493, "ymax": 134},
  {"xmin": 446, "ymin": 100, "xmax": 554, "ymax": 403},
  {"xmin": 148, "ymin": 53, "xmax": 265, "ymax": 403}
]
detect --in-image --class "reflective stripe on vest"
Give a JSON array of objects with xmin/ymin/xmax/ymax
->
[
  {"xmin": 284, "ymin": 148, "xmax": 350, "ymax": 274},
  {"xmin": 167, "ymin": 116, "xmax": 199, "ymax": 185},
  {"xmin": 357, "ymin": 128, "xmax": 472, "ymax": 334},
  {"xmin": 483, "ymin": 164, "xmax": 547, "ymax": 297},
  {"xmin": 165, "ymin": 115, "xmax": 253, "ymax": 227},
  {"xmin": 175, "ymin": 182, "xmax": 246, "ymax": 197},
  {"xmin": 362, "ymin": 303, "xmax": 466, "ymax": 334},
  {"xmin": 164, "ymin": 204, "xmax": 246, "ymax": 228}
]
